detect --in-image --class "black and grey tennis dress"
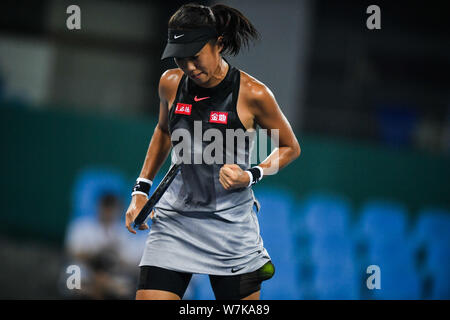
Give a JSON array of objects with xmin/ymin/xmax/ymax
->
[{"xmin": 139, "ymin": 60, "xmax": 271, "ymax": 275}]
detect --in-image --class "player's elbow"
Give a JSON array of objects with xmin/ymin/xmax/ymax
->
[
  {"xmin": 282, "ymin": 142, "xmax": 301, "ymax": 164},
  {"xmin": 291, "ymin": 140, "xmax": 301, "ymax": 160},
  {"xmin": 156, "ymin": 122, "xmax": 170, "ymax": 135}
]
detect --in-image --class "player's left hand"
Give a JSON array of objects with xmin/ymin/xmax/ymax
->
[{"xmin": 219, "ymin": 164, "xmax": 250, "ymax": 190}]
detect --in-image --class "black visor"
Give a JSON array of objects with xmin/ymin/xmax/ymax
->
[{"xmin": 161, "ymin": 27, "xmax": 218, "ymax": 60}]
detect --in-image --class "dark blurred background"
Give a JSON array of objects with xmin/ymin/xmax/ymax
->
[{"xmin": 0, "ymin": 0, "xmax": 449, "ymax": 299}]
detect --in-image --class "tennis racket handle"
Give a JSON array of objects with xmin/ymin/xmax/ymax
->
[
  {"xmin": 133, "ymin": 204, "xmax": 153, "ymax": 228},
  {"xmin": 131, "ymin": 163, "xmax": 181, "ymax": 230},
  {"xmin": 133, "ymin": 220, "xmax": 143, "ymax": 229}
]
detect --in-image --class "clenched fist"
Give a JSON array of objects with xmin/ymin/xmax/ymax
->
[{"xmin": 219, "ymin": 164, "xmax": 250, "ymax": 190}]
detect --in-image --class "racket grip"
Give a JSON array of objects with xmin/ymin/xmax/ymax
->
[
  {"xmin": 132, "ymin": 219, "xmax": 147, "ymax": 229},
  {"xmin": 133, "ymin": 205, "xmax": 153, "ymax": 229}
]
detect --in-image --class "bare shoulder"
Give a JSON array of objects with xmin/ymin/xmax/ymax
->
[
  {"xmin": 160, "ymin": 68, "xmax": 184, "ymax": 84},
  {"xmin": 239, "ymin": 70, "xmax": 275, "ymax": 106},
  {"xmin": 239, "ymin": 70, "xmax": 277, "ymax": 119},
  {"xmin": 159, "ymin": 68, "xmax": 184, "ymax": 102}
]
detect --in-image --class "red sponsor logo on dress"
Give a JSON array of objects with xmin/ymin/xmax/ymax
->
[
  {"xmin": 174, "ymin": 103, "xmax": 192, "ymax": 115},
  {"xmin": 194, "ymin": 96, "xmax": 210, "ymax": 102},
  {"xmin": 209, "ymin": 111, "xmax": 228, "ymax": 124}
]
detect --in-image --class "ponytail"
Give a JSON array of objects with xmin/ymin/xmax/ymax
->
[
  {"xmin": 211, "ymin": 4, "xmax": 259, "ymax": 56},
  {"xmin": 168, "ymin": 3, "xmax": 259, "ymax": 56}
]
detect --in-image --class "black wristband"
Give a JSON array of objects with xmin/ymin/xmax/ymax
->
[
  {"xmin": 246, "ymin": 166, "xmax": 264, "ymax": 186},
  {"xmin": 132, "ymin": 178, "xmax": 152, "ymax": 197}
]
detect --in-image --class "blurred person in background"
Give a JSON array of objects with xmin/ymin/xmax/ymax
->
[{"xmin": 65, "ymin": 192, "xmax": 138, "ymax": 299}]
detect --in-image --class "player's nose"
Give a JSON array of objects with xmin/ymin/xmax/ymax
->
[{"xmin": 185, "ymin": 60, "xmax": 197, "ymax": 73}]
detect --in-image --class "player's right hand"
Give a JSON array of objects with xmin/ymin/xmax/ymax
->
[{"xmin": 125, "ymin": 194, "xmax": 149, "ymax": 234}]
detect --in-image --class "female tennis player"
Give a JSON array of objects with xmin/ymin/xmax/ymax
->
[{"xmin": 125, "ymin": 3, "xmax": 301, "ymax": 300}]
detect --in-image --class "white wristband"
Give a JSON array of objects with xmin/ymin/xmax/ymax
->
[
  {"xmin": 131, "ymin": 191, "xmax": 148, "ymax": 197},
  {"xmin": 136, "ymin": 177, "xmax": 153, "ymax": 186}
]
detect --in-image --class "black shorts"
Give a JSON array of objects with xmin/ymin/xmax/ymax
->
[{"xmin": 137, "ymin": 261, "xmax": 275, "ymax": 300}]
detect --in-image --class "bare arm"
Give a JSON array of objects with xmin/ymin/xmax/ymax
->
[
  {"xmin": 137, "ymin": 106, "xmax": 172, "ymax": 181},
  {"xmin": 137, "ymin": 69, "xmax": 184, "ymax": 180},
  {"xmin": 249, "ymin": 83, "xmax": 301, "ymax": 176},
  {"xmin": 219, "ymin": 78, "xmax": 301, "ymax": 190},
  {"xmin": 125, "ymin": 69, "xmax": 182, "ymax": 233}
]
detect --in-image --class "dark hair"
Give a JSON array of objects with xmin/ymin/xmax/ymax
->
[
  {"xmin": 98, "ymin": 192, "xmax": 120, "ymax": 208},
  {"xmin": 168, "ymin": 3, "xmax": 259, "ymax": 56}
]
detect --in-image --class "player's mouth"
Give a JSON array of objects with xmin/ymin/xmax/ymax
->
[{"xmin": 189, "ymin": 72, "xmax": 203, "ymax": 80}]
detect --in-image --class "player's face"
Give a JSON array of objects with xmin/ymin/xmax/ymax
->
[
  {"xmin": 174, "ymin": 39, "xmax": 223, "ymax": 86},
  {"xmin": 98, "ymin": 202, "xmax": 121, "ymax": 225}
]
